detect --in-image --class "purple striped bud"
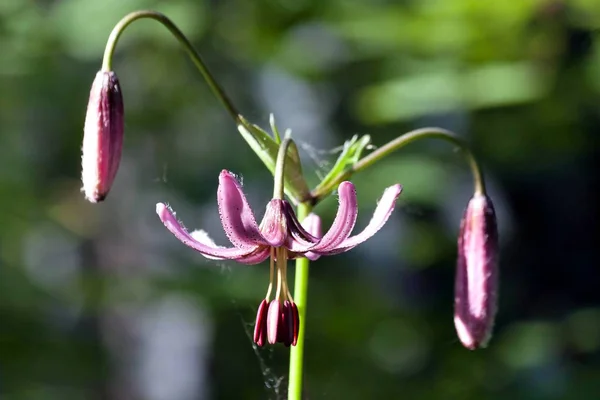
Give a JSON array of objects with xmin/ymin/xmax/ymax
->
[
  {"xmin": 253, "ymin": 299, "xmax": 269, "ymax": 347},
  {"xmin": 81, "ymin": 70, "xmax": 124, "ymax": 203},
  {"xmin": 454, "ymin": 194, "xmax": 499, "ymax": 350}
]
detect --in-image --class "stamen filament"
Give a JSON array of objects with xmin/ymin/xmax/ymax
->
[
  {"xmin": 275, "ymin": 247, "xmax": 293, "ymax": 302},
  {"xmin": 265, "ymin": 247, "xmax": 275, "ymax": 300},
  {"xmin": 275, "ymin": 253, "xmax": 283, "ymax": 301},
  {"xmin": 282, "ymin": 249, "xmax": 294, "ymax": 302}
]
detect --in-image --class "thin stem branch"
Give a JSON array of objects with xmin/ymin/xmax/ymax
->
[
  {"xmin": 288, "ymin": 202, "xmax": 312, "ymax": 400},
  {"xmin": 273, "ymin": 138, "xmax": 294, "ymax": 199},
  {"xmin": 311, "ymin": 127, "xmax": 486, "ymax": 202},
  {"xmin": 101, "ymin": 10, "xmax": 241, "ymax": 123}
]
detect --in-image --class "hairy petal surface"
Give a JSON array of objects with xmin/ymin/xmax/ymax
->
[
  {"xmin": 283, "ymin": 201, "xmax": 320, "ymax": 252},
  {"xmin": 308, "ymin": 182, "xmax": 358, "ymax": 253},
  {"xmin": 157, "ymin": 203, "xmax": 259, "ymax": 259},
  {"xmin": 217, "ymin": 170, "xmax": 268, "ymax": 248},
  {"xmin": 317, "ymin": 184, "xmax": 402, "ymax": 255},
  {"xmin": 300, "ymin": 213, "xmax": 322, "ymax": 261},
  {"xmin": 259, "ymin": 200, "xmax": 288, "ymax": 247}
]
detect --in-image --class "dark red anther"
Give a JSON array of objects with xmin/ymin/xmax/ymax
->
[
  {"xmin": 290, "ymin": 301, "xmax": 300, "ymax": 346},
  {"xmin": 263, "ymin": 300, "xmax": 300, "ymax": 346},
  {"xmin": 282, "ymin": 301, "xmax": 295, "ymax": 347},
  {"xmin": 253, "ymin": 299, "xmax": 269, "ymax": 347},
  {"xmin": 267, "ymin": 300, "xmax": 281, "ymax": 345}
]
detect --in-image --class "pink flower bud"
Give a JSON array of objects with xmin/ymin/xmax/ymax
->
[
  {"xmin": 81, "ymin": 70, "xmax": 124, "ymax": 203},
  {"xmin": 454, "ymin": 194, "xmax": 499, "ymax": 350}
]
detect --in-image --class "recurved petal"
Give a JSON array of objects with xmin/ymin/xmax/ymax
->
[
  {"xmin": 157, "ymin": 203, "xmax": 260, "ymax": 260},
  {"xmin": 283, "ymin": 202, "xmax": 320, "ymax": 252},
  {"xmin": 300, "ymin": 213, "xmax": 321, "ymax": 237},
  {"xmin": 317, "ymin": 184, "xmax": 402, "ymax": 255},
  {"xmin": 217, "ymin": 170, "xmax": 267, "ymax": 248},
  {"xmin": 300, "ymin": 213, "xmax": 322, "ymax": 261},
  {"xmin": 235, "ymin": 247, "xmax": 271, "ymax": 265},
  {"xmin": 190, "ymin": 230, "xmax": 270, "ymax": 264},
  {"xmin": 308, "ymin": 181, "xmax": 358, "ymax": 252},
  {"xmin": 258, "ymin": 200, "xmax": 288, "ymax": 247},
  {"xmin": 190, "ymin": 230, "xmax": 226, "ymax": 260}
]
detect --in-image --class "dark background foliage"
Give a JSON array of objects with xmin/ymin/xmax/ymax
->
[{"xmin": 1, "ymin": 1, "xmax": 599, "ymax": 399}]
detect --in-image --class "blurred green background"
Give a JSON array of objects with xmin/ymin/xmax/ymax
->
[{"xmin": 2, "ymin": 0, "xmax": 600, "ymax": 399}]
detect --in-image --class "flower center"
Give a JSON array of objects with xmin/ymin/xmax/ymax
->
[{"xmin": 253, "ymin": 246, "xmax": 299, "ymax": 347}]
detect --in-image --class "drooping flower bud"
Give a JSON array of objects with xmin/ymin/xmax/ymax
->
[
  {"xmin": 253, "ymin": 299, "xmax": 269, "ymax": 347},
  {"xmin": 81, "ymin": 70, "xmax": 124, "ymax": 203},
  {"xmin": 454, "ymin": 194, "xmax": 499, "ymax": 350}
]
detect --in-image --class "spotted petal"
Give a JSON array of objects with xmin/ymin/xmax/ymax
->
[
  {"xmin": 307, "ymin": 181, "xmax": 358, "ymax": 252},
  {"xmin": 190, "ymin": 230, "xmax": 226, "ymax": 260},
  {"xmin": 258, "ymin": 200, "xmax": 288, "ymax": 247},
  {"xmin": 315, "ymin": 184, "xmax": 402, "ymax": 255},
  {"xmin": 299, "ymin": 213, "xmax": 322, "ymax": 261},
  {"xmin": 217, "ymin": 170, "xmax": 269, "ymax": 248},
  {"xmin": 235, "ymin": 247, "xmax": 271, "ymax": 265},
  {"xmin": 283, "ymin": 201, "xmax": 320, "ymax": 252},
  {"xmin": 157, "ymin": 203, "xmax": 260, "ymax": 259},
  {"xmin": 190, "ymin": 230, "xmax": 270, "ymax": 264}
]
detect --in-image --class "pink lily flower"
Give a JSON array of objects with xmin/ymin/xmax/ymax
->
[{"xmin": 156, "ymin": 170, "xmax": 402, "ymax": 346}]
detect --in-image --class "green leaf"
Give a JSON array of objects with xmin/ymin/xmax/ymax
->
[
  {"xmin": 237, "ymin": 115, "xmax": 312, "ymax": 204},
  {"xmin": 312, "ymin": 134, "xmax": 372, "ymax": 196}
]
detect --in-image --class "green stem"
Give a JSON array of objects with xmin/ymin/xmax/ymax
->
[
  {"xmin": 273, "ymin": 138, "xmax": 294, "ymax": 199},
  {"xmin": 288, "ymin": 202, "xmax": 312, "ymax": 400},
  {"xmin": 101, "ymin": 10, "xmax": 240, "ymax": 123},
  {"xmin": 311, "ymin": 127, "xmax": 486, "ymax": 202}
]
